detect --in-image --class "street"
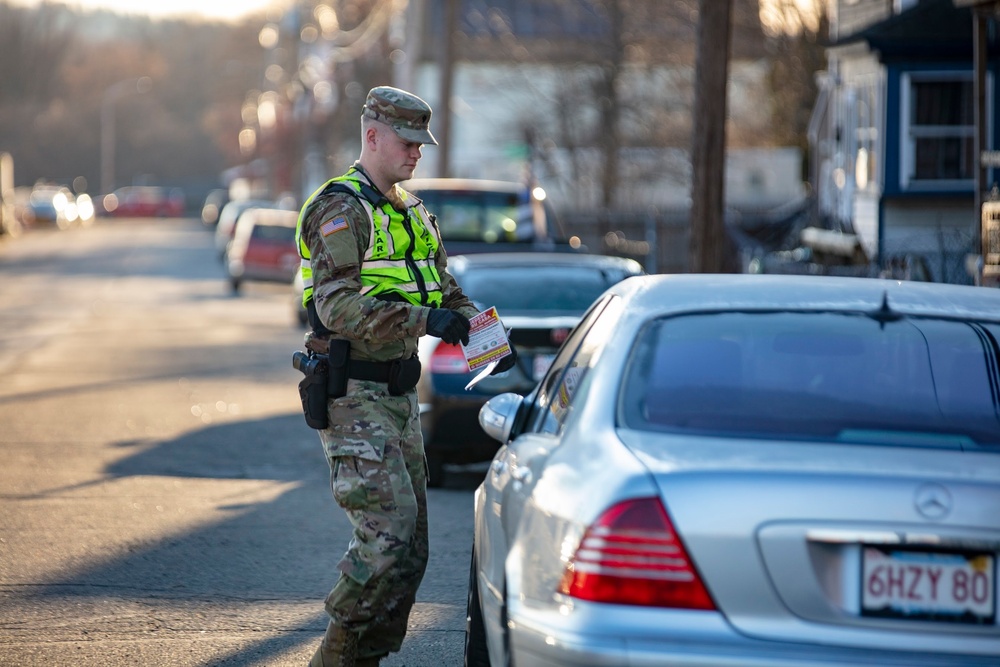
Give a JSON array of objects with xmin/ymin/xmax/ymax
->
[{"xmin": 0, "ymin": 218, "xmax": 479, "ymax": 667}]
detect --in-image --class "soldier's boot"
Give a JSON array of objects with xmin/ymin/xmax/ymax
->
[{"xmin": 309, "ymin": 621, "xmax": 359, "ymax": 667}]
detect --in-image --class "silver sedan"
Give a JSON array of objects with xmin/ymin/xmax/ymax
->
[{"xmin": 466, "ymin": 273, "xmax": 1000, "ymax": 667}]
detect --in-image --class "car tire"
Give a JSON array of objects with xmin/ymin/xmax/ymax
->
[
  {"xmin": 230, "ymin": 277, "xmax": 241, "ymax": 294},
  {"xmin": 464, "ymin": 546, "xmax": 490, "ymax": 667}
]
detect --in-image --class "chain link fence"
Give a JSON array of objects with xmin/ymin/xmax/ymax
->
[{"xmin": 879, "ymin": 228, "xmax": 977, "ymax": 285}]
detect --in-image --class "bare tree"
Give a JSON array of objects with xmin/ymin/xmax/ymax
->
[
  {"xmin": 0, "ymin": 3, "xmax": 270, "ymax": 192},
  {"xmin": 764, "ymin": 0, "xmax": 827, "ymax": 158},
  {"xmin": 0, "ymin": 3, "xmax": 76, "ymax": 106}
]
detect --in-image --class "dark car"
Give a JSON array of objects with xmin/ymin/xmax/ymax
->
[{"xmin": 417, "ymin": 252, "xmax": 644, "ymax": 486}]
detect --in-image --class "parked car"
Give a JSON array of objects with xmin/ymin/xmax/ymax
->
[
  {"xmin": 214, "ymin": 198, "xmax": 277, "ymax": 261},
  {"xmin": 401, "ymin": 177, "xmax": 573, "ymax": 254},
  {"xmin": 226, "ymin": 207, "xmax": 299, "ymax": 293},
  {"xmin": 466, "ymin": 273, "xmax": 1000, "ymax": 667},
  {"xmin": 418, "ymin": 252, "xmax": 643, "ymax": 486},
  {"xmin": 101, "ymin": 186, "xmax": 185, "ymax": 218}
]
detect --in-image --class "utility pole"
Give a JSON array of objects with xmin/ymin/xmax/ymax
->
[
  {"xmin": 100, "ymin": 77, "xmax": 151, "ymax": 195},
  {"xmin": 436, "ymin": 0, "xmax": 459, "ymax": 178},
  {"xmin": 689, "ymin": 0, "xmax": 733, "ymax": 273}
]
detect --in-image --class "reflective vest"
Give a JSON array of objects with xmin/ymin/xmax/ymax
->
[{"xmin": 296, "ymin": 171, "xmax": 444, "ymax": 308}]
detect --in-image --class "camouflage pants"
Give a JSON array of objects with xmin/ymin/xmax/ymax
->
[{"xmin": 320, "ymin": 380, "xmax": 428, "ymax": 659}]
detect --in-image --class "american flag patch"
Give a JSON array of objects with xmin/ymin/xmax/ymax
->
[{"xmin": 321, "ymin": 216, "xmax": 349, "ymax": 236}]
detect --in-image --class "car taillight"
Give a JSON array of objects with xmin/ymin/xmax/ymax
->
[
  {"xmin": 429, "ymin": 342, "xmax": 470, "ymax": 374},
  {"xmin": 558, "ymin": 497, "xmax": 716, "ymax": 610}
]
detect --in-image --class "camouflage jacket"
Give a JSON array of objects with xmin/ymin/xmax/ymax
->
[{"xmin": 300, "ymin": 164, "xmax": 477, "ymax": 363}]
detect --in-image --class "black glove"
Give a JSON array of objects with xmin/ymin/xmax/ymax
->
[
  {"xmin": 426, "ymin": 308, "xmax": 471, "ymax": 345},
  {"xmin": 491, "ymin": 343, "xmax": 518, "ymax": 375}
]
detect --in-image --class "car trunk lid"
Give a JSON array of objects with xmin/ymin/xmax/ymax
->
[{"xmin": 616, "ymin": 430, "xmax": 1000, "ymax": 655}]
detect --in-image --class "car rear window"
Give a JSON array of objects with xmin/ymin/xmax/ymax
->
[
  {"xmin": 250, "ymin": 224, "xmax": 296, "ymax": 242},
  {"xmin": 621, "ymin": 312, "xmax": 1000, "ymax": 447},
  {"xmin": 460, "ymin": 266, "xmax": 617, "ymax": 313}
]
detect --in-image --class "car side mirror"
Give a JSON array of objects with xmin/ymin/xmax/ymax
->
[{"xmin": 479, "ymin": 392, "xmax": 524, "ymax": 444}]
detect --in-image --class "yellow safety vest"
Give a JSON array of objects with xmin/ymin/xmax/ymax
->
[{"xmin": 296, "ymin": 172, "xmax": 444, "ymax": 309}]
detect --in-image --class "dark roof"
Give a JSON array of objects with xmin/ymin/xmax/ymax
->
[{"xmin": 836, "ymin": 0, "xmax": 975, "ymax": 59}]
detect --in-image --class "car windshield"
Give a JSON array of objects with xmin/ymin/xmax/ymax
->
[
  {"xmin": 416, "ymin": 190, "xmax": 527, "ymax": 242},
  {"xmin": 622, "ymin": 312, "xmax": 1000, "ymax": 447},
  {"xmin": 460, "ymin": 265, "xmax": 616, "ymax": 313}
]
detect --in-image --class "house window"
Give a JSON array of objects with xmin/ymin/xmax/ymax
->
[
  {"xmin": 901, "ymin": 73, "xmax": 977, "ymax": 188},
  {"xmin": 854, "ymin": 75, "xmax": 881, "ymax": 192}
]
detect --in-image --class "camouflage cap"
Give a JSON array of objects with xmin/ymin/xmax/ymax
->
[{"xmin": 362, "ymin": 86, "xmax": 438, "ymax": 145}]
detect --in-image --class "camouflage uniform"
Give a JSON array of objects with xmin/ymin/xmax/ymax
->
[{"xmin": 299, "ymin": 87, "xmax": 477, "ymax": 665}]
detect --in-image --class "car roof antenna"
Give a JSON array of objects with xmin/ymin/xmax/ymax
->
[{"xmin": 868, "ymin": 291, "xmax": 904, "ymax": 329}]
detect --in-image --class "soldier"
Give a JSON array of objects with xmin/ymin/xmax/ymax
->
[{"xmin": 295, "ymin": 86, "xmax": 516, "ymax": 667}]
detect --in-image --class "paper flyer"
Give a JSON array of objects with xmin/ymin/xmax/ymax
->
[
  {"xmin": 461, "ymin": 307, "xmax": 512, "ymax": 391},
  {"xmin": 462, "ymin": 306, "xmax": 512, "ymax": 371}
]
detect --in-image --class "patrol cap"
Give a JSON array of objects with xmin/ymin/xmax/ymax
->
[{"xmin": 362, "ymin": 86, "xmax": 438, "ymax": 145}]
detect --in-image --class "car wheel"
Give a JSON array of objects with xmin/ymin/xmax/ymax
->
[
  {"xmin": 464, "ymin": 546, "xmax": 490, "ymax": 667},
  {"xmin": 426, "ymin": 452, "xmax": 445, "ymax": 488},
  {"xmin": 230, "ymin": 277, "xmax": 241, "ymax": 294}
]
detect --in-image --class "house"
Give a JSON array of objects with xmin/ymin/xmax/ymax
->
[
  {"xmin": 809, "ymin": 0, "xmax": 998, "ymax": 284},
  {"xmin": 400, "ymin": 0, "xmax": 802, "ymax": 216}
]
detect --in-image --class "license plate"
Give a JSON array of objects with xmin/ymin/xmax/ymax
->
[
  {"xmin": 861, "ymin": 546, "xmax": 996, "ymax": 624},
  {"xmin": 532, "ymin": 354, "xmax": 555, "ymax": 381}
]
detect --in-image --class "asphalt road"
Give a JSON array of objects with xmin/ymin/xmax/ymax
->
[{"xmin": 0, "ymin": 218, "xmax": 481, "ymax": 667}]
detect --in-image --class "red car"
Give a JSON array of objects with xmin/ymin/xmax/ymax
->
[
  {"xmin": 101, "ymin": 186, "xmax": 185, "ymax": 217},
  {"xmin": 225, "ymin": 207, "xmax": 299, "ymax": 293}
]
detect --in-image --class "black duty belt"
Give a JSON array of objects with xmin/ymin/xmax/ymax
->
[
  {"xmin": 349, "ymin": 358, "xmax": 396, "ymax": 383},
  {"xmin": 346, "ymin": 355, "xmax": 422, "ymax": 396}
]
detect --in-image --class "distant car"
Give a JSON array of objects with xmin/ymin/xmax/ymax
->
[
  {"xmin": 466, "ymin": 273, "xmax": 1000, "ymax": 667},
  {"xmin": 226, "ymin": 207, "xmax": 299, "ymax": 293},
  {"xmin": 23, "ymin": 184, "xmax": 74, "ymax": 229},
  {"xmin": 418, "ymin": 252, "xmax": 644, "ymax": 486},
  {"xmin": 100, "ymin": 186, "xmax": 185, "ymax": 218},
  {"xmin": 401, "ymin": 177, "xmax": 573, "ymax": 255},
  {"xmin": 214, "ymin": 198, "xmax": 276, "ymax": 261}
]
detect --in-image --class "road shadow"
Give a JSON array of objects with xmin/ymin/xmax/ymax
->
[{"xmin": 12, "ymin": 411, "xmax": 480, "ymax": 666}]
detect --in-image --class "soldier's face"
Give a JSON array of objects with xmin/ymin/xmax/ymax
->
[{"xmin": 376, "ymin": 125, "xmax": 423, "ymax": 185}]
